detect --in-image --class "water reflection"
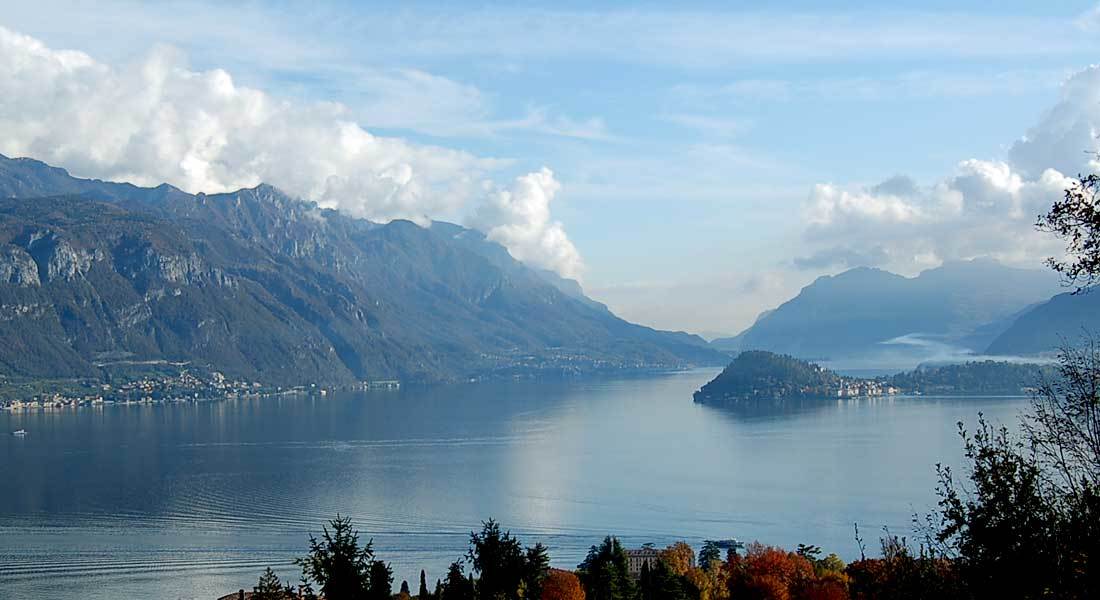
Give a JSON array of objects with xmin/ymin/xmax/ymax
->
[{"xmin": 1, "ymin": 370, "xmax": 1028, "ymax": 600}]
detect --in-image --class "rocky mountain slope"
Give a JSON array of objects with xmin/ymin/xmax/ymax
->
[{"xmin": 0, "ymin": 154, "xmax": 724, "ymax": 385}]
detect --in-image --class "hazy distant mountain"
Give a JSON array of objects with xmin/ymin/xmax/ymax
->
[
  {"xmin": 986, "ymin": 291, "xmax": 1100, "ymax": 356},
  {"xmin": 720, "ymin": 261, "xmax": 1061, "ymax": 361},
  {"xmin": 0, "ymin": 154, "xmax": 724, "ymax": 385}
]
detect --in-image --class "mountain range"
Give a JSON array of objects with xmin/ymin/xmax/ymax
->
[
  {"xmin": 712, "ymin": 261, "xmax": 1065, "ymax": 362},
  {"xmin": 0, "ymin": 154, "xmax": 724, "ymax": 385},
  {"xmin": 985, "ymin": 291, "xmax": 1100, "ymax": 355}
]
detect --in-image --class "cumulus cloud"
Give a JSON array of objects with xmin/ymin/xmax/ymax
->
[
  {"xmin": 0, "ymin": 25, "xmax": 584, "ymax": 277},
  {"xmin": 467, "ymin": 168, "xmax": 583, "ymax": 280},
  {"xmin": 1008, "ymin": 65, "xmax": 1100, "ymax": 178},
  {"xmin": 799, "ymin": 65, "xmax": 1100, "ymax": 274}
]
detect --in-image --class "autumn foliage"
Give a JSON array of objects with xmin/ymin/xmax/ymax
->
[
  {"xmin": 543, "ymin": 568, "xmax": 586, "ymax": 600},
  {"xmin": 722, "ymin": 542, "xmax": 856, "ymax": 600}
]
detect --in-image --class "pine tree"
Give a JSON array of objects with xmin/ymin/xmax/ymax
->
[
  {"xmin": 368, "ymin": 560, "xmax": 395, "ymax": 600},
  {"xmin": 295, "ymin": 515, "xmax": 373, "ymax": 600},
  {"xmin": 254, "ymin": 567, "xmax": 286, "ymax": 600},
  {"xmin": 441, "ymin": 561, "xmax": 475, "ymax": 600},
  {"xmin": 420, "ymin": 569, "xmax": 431, "ymax": 600}
]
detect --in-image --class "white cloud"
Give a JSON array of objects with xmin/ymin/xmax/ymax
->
[
  {"xmin": 1008, "ymin": 64, "xmax": 1100, "ymax": 178},
  {"xmin": 801, "ymin": 161, "xmax": 1076, "ymax": 274},
  {"xmin": 799, "ymin": 65, "xmax": 1100, "ymax": 274},
  {"xmin": 0, "ymin": 25, "xmax": 585, "ymax": 277},
  {"xmin": 468, "ymin": 168, "xmax": 582, "ymax": 280}
]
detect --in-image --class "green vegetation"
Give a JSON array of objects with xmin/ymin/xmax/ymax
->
[
  {"xmin": 695, "ymin": 351, "xmax": 1055, "ymax": 404},
  {"xmin": 886, "ymin": 361, "xmax": 1053, "ymax": 395},
  {"xmin": 693, "ymin": 351, "xmax": 848, "ymax": 403}
]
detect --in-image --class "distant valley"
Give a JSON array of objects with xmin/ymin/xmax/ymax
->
[{"xmin": 710, "ymin": 261, "xmax": 1085, "ymax": 368}]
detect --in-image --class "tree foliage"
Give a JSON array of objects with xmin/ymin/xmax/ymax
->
[
  {"xmin": 421, "ymin": 569, "xmax": 431, "ymax": 600},
  {"xmin": 466, "ymin": 519, "xmax": 550, "ymax": 600},
  {"xmin": 697, "ymin": 542, "xmax": 721, "ymax": 573},
  {"xmin": 254, "ymin": 567, "xmax": 292, "ymax": 600},
  {"xmin": 295, "ymin": 515, "xmax": 374, "ymax": 600},
  {"xmin": 442, "ymin": 561, "xmax": 476, "ymax": 600},
  {"xmin": 1038, "ymin": 171, "xmax": 1100, "ymax": 289},
  {"xmin": 542, "ymin": 569, "xmax": 586, "ymax": 600},
  {"xmin": 576, "ymin": 537, "xmax": 635, "ymax": 600},
  {"xmin": 369, "ymin": 560, "xmax": 395, "ymax": 600},
  {"xmin": 659, "ymin": 542, "xmax": 695, "ymax": 577},
  {"xmin": 640, "ymin": 557, "xmax": 698, "ymax": 600}
]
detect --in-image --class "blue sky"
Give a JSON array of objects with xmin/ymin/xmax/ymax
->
[{"xmin": 2, "ymin": 1, "xmax": 1099, "ymax": 337}]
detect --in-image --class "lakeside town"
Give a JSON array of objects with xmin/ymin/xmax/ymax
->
[{"xmin": 0, "ymin": 368, "xmax": 402, "ymax": 413}]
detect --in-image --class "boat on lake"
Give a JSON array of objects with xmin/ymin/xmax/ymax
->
[{"xmin": 12, "ymin": 429, "xmax": 26, "ymax": 436}]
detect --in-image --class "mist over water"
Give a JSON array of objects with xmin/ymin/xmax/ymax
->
[{"xmin": 1, "ymin": 370, "xmax": 1027, "ymax": 600}]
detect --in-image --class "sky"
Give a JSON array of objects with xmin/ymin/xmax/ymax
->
[{"xmin": 1, "ymin": 1, "xmax": 1099, "ymax": 338}]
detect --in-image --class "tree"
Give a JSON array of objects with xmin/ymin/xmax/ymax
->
[
  {"xmin": 725, "ymin": 543, "xmax": 814, "ymax": 600},
  {"xmin": 369, "ymin": 560, "xmax": 395, "ymax": 600},
  {"xmin": 523, "ymin": 543, "xmax": 552, "ymax": 600},
  {"xmin": 254, "ymin": 567, "xmax": 288, "ymax": 600},
  {"xmin": 420, "ymin": 569, "xmax": 431, "ymax": 600},
  {"xmin": 697, "ymin": 543, "xmax": 721, "ymax": 573},
  {"xmin": 1028, "ymin": 340, "xmax": 1100, "ymax": 491},
  {"xmin": 576, "ymin": 536, "xmax": 635, "ymax": 600},
  {"xmin": 915, "ymin": 166, "xmax": 1100, "ymax": 598},
  {"xmin": 846, "ymin": 535, "xmax": 962, "ymax": 600},
  {"xmin": 468, "ymin": 519, "xmax": 526, "ymax": 600},
  {"xmin": 932, "ymin": 416, "xmax": 1082, "ymax": 598},
  {"xmin": 541, "ymin": 569, "xmax": 585, "ymax": 600},
  {"xmin": 403, "ymin": 580, "xmax": 412, "ymax": 595},
  {"xmin": 659, "ymin": 542, "xmax": 695, "ymax": 577},
  {"xmin": 296, "ymin": 515, "xmax": 373, "ymax": 600},
  {"xmin": 467, "ymin": 519, "xmax": 548, "ymax": 600},
  {"xmin": 442, "ymin": 561, "xmax": 476, "ymax": 600},
  {"xmin": 1038, "ymin": 170, "xmax": 1100, "ymax": 289},
  {"xmin": 639, "ymin": 558, "xmax": 697, "ymax": 600}
]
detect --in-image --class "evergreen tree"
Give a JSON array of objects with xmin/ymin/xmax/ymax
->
[
  {"xmin": 441, "ymin": 561, "xmax": 475, "ymax": 600},
  {"xmin": 368, "ymin": 560, "xmax": 395, "ymax": 600},
  {"xmin": 254, "ymin": 567, "xmax": 286, "ymax": 600},
  {"xmin": 576, "ymin": 536, "xmax": 635, "ymax": 600},
  {"xmin": 638, "ymin": 561, "xmax": 652, "ymax": 600},
  {"xmin": 639, "ymin": 559, "xmax": 696, "ymax": 600},
  {"xmin": 420, "ymin": 569, "xmax": 431, "ymax": 600},
  {"xmin": 696, "ymin": 542, "xmax": 720, "ymax": 573},
  {"xmin": 402, "ymin": 580, "xmax": 412, "ymax": 595},
  {"xmin": 295, "ymin": 515, "xmax": 373, "ymax": 600},
  {"xmin": 523, "ymin": 543, "xmax": 551, "ymax": 600},
  {"xmin": 468, "ymin": 519, "xmax": 527, "ymax": 600}
]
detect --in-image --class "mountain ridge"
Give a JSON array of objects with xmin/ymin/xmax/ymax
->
[
  {"xmin": 986, "ymin": 290, "xmax": 1100, "ymax": 356},
  {"xmin": 0, "ymin": 154, "xmax": 725, "ymax": 385},
  {"xmin": 715, "ymin": 260, "xmax": 1062, "ymax": 360}
]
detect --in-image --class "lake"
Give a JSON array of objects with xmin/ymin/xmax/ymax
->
[{"xmin": 0, "ymin": 369, "xmax": 1028, "ymax": 600}]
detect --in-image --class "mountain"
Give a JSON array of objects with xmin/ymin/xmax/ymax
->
[
  {"xmin": 986, "ymin": 291, "xmax": 1100, "ymax": 356},
  {"xmin": 723, "ymin": 261, "xmax": 1061, "ymax": 361},
  {"xmin": 0, "ymin": 154, "xmax": 724, "ymax": 385}
]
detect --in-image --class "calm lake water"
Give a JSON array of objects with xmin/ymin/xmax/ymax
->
[{"xmin": 0, "ymin": 369, "xmax": 1028, "ymax": 600}]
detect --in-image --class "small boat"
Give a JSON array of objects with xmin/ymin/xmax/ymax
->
[{"xmin": 12, "ymin": 429, "xmax": 26, "ymax": 436}]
